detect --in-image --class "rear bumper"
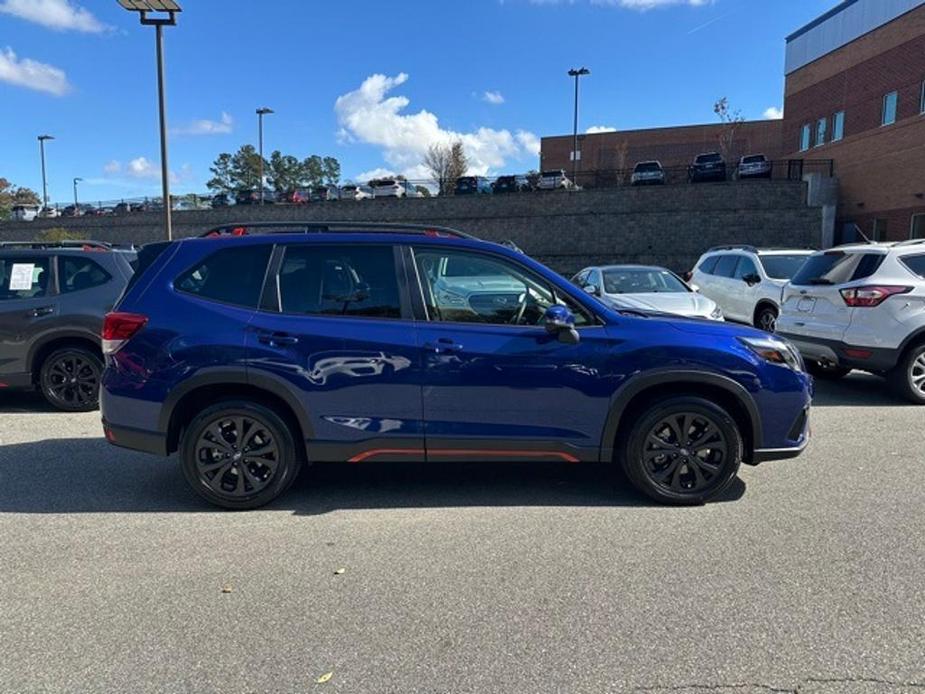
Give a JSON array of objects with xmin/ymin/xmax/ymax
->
[
  {"xmin": 0, "ymin": 372, "xmax": 34, "ymax": 389},
  {"xmin": 102, "ymin": 419, "xmax": 168, "ymax": 456},
  {"xmin": 778, "ymin": 332, "xmax": 900, "ymax": 372}
]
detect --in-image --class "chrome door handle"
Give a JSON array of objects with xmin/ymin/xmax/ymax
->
[{"xmin": 258, "ymin": 331, "xmax": 299, "ymax": 347}]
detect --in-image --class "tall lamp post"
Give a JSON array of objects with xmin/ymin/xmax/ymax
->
[
  {"xmin": 73, "ymin": 177, "xmax": 83, "ymax": 210},
  {"xmin": 256, "ymin": 107, "xmax": 274, "ymax": 205},
  {"xmin": 117, "ymin": 0, "xmax": 182, "ymax": 241},
  {"xmin": 38, "ymin": 134, "xmax": 54, "ymax": 210},
  {"xmin": 567, "ymin": 67, "xmax": 590, "ymax": 188}
]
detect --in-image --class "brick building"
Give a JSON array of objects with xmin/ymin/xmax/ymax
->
[
  {"xmin": 540, "ymin": 0, "xmax": 925, "ymax": 243},
  {"xmin": 783, "ymin": 0, "xmax": 925, "ymax": 242}
]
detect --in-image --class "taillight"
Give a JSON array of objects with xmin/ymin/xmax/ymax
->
[
  {"xmin": 102, "ymin": 312, "xmax": 148, "ymax": 355},
  {"xmin": 840, "ymin": 285, "xmax": 912, "ymax": 307}
]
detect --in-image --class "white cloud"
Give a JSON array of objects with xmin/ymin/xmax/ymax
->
[
  {"xmin": 763, "ymin": 106, "xmax": 783, "ymax": 120},
  {"xmin": 172, "ymin": 112, "xmax": 234, "ymax": 136},
  {"xmin": 128, "ymin": 157, "xmax": 158, "ymax": 179},
  {"xmin": 103, "ymin": 158, "xmax": 190, "ymax": 186},
  {"xmin": 586, "ymin": 125, "xmax": 617, "ymax": 134},
  {"xmin": 482, "ymin": 90, "xmax": 505, "ymax": 105},
  {"xmin": 0, "ymin": 47, "xmax": 71, "ymax": 95},
  {"xmin": 0, "ymin": 0, "xmax": 109, "ymax": 33},
  {"xmin": 353, "ymin": 167, "xmax": 397, "ymax": 183},
  {"xmin": 516, "ymin": 130, "xmax": 541, "ymax": 156},
  {"xmin": 335, "ymin": 73, "xmax": 539, "ymax": 178},
  {"xmin": 103, "ymin": 160, "xmax": 121, "ymax": 174}
]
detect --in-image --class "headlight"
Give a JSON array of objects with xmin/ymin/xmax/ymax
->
[
  {"xmin": 739, "ymin": 336, "xmax": 804, "ymax": 372},
  {"xmin": 710, "ymin": 305, "xmax": 724, "ymax": 321}
]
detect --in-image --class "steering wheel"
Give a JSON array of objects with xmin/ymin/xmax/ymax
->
[{"xmin": 509, "ymin": 291, "xmax": 529, "ymax": 325}]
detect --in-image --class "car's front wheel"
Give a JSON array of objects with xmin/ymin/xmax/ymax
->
[
  {"xmin": 39, "ymin": 347, "xmax": 102, "ymax": 412},
  {"xmin": 180, "ymin": 400, "xmax": 302, "ymax": 509},
  {"xmin": 887, "ymin": 343, "xmax": 925, "ymax": 405},
  {"xmin": 621, "ymin": 397, "xmax": 743, "ymax": 505}
]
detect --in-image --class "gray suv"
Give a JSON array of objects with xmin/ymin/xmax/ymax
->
[{"xmin": 0, "ymin": 241, "xmax": 135, "ymax": 411}]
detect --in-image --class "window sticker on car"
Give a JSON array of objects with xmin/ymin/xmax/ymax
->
[{"xmin": 9, "ymin": 263, "xmax": 36, "ymax": 291}]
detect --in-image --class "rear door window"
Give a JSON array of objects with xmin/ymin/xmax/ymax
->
[
  {"xmin": 0, "ymin": 256, "xmax": 51, "ymax": 300},
  {"xmin": 278, "ymin": 245, "xmax": 402, "ymax": 319},
  {"xmin": 900, "ymin": 254, "xmax": 925, "ymax": 278},
  {"xmin": 60, "ymin": 256, "xmax": 112, "ymax": 293},
  {"xmin": 713, "ymin": 255, "xmax": 740, "ymax": 278},
  {"xmin": 790, "ymin": 252, "xmax": 885, "ymax": 286},
  {"xmin": 698, "ymin": 256, "xmax": 720, "ymax": 274},
  {"xmin": 733, "ymin": 257, "xmax": 759, "ymax": 280},
  {"xmin": 759, "ymin": 254, "xmax": 810, "ymax": 280},
  {"xmin": 175, "ymin": 245, "xmax": 272, "ymax": 307}
]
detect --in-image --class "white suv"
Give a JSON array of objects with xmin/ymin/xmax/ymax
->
[
  {"xmin": 690, "ymin": 246, "xmax": 814, "ymax": 331},
  {"xmin": 777, "ymin": 241, "xmax": 925, "ymax": 403}
]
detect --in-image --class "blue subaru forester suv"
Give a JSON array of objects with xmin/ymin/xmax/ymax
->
[{"xmin": 100, "ymin": 223, "xmax": 812, "ymax": 509}]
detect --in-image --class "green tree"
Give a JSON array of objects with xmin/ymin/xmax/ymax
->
[
  {"xmin": 415, "ymin": 185, "xmax": 431, "ymax": 197},
  {"xmin": 0, "ymin": 178, "xmax": 41, "ymax": 219},
  {"xmin": 422, "ymin": 140, "xmax": 467, "ymax": 195},
  {"xmin": 230, "ymin": 145, "xmax": 265, "ymax": 191},
  {"xmin": 302, "ymin": 156, "xmax": 324, "ymax": 188},
  {"xmin": 321, "ymin": 157, "xmax": 341, "ymax": 186},
  {"xmin": 267, "ymin": 151, "xmax": 305, "ymax": 193},
  {"xmin": 206, "ymin": 153, "xmax": 234, "ymax": 193}
]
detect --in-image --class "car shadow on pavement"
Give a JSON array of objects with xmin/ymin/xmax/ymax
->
[
  {"xmin": 811, "ymin": 371, "xmax": 912, "ymax": 407},
  {"xmin": 0, "ymin": 437, "xmax": 746, "ymax": 515},
  {"xmin": 0, "ymin": 391, "xmax": 57, "ymax": 414}
]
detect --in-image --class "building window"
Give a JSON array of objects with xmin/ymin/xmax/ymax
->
[
  {"xmin": 872, "ymin": 219, "xmax": 888, "ymax": 242},
  {"xmin": 832, "ymin": 111, "xmax": 845, "ymax": 141},
  {"xmin": 913, "ymin": 214, "xmax": 925, "ymax": 240},
  {"xmin": 815, "ymin": 117, "xmax": 827, "ymax": 146},
  {"xmin": 882, "ymin": 91, "xmax": 898, "ymax": 125},
  {"xmin": 800, "ymin": 123, "xmax": 812, "ymax": 152}
]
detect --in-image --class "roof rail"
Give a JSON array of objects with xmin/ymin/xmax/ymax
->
[
  {"xmin": 892, "ymin": 238, "xmax": 925, "ymax": 248},
  {"xmin": 706, "ymin": 244, "xmax": 759, "ymax": 254},
  {"xmin": 0, "ymin": 240, "xmax": 114, "ymax": 251},
  {"xmin": 198, "ymin": 221, "xmax": 475, "ymax": 240}
]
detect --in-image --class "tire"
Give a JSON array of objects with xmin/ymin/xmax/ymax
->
[
  {"xmin": 39, "ymin": 347, "xmax": 103, "ymax": 412},
  {"xmin": 620, "ymin": 396, "xmax": 743, "ymax": 505},
  {"xmin": 755, "ymin": 305, "xmax": 778, "ymax": 333},
  {"xmin": 180, "ymin": 400, "xmax": 302, "ymax": 510},
  {"xmin": 807, "ymin": 361, "xmax": 851, "ymax": 380},
  {"xmin": 887, "ymin": 343, "xmax": 925, "ymax": 405}
]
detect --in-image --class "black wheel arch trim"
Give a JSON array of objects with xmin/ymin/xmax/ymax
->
[
  {"xmin": 600, "ymin": 368, "xmax": 763, "ymax": 462},
  {"xmin": 898, "ymin": 327, "xmax": 925, "ymax": 356},
  {"xmin": 28, "ymin": 329, "xmax": 102, "ymax": 376}
]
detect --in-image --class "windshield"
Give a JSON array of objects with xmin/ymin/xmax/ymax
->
[
  {"xmin": 759, "ymin": 254, "xmax": 810, "ymax": 280},
  {"xmin": 742, "ymin": 155, "xmax": 766, "ymax": 164},
  {"xmin": 603, "ymin": 268, "xmax": 689, "ymax": 294}
]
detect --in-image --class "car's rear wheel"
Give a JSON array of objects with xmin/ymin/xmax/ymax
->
[
  {"xmin": 180, "ymin": 400, "xmax": 301, "ymax": 509},
  {"xmin": 39, "ymin": 347, "xmax": 102, "ymax": 412},
  {"xmin": 621, "ymin": 397, "xmax": 743, "ymax": 505},
  {"xmin": 807, "ymin": 360, "xmax": 851, "ymax": 380},
  {"xmin": 887, "ymin": 343, "xmax": 925, "ymax": 405},
  {"xmin": 755, "ymin": 306, "xmax": 778, "ymax": 333}
]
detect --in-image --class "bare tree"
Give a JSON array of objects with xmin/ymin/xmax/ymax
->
[
  {"xmin": 714, "ymin": 97, "xmax": 745, "ymax": 163},
  {"xmin": 423, "ymin": 140, "xmax": 468, "ymax": 195}
]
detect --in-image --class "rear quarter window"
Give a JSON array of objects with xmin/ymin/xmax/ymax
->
[
  {"xmin": 175, "ymin": 245, "xmax": 272, "ymax": 308},
  {"xmin": 900, "ymin": 254, "xmax": 925, "ymax": 278},
  {"xmin": 697, "ymin": 256, "xmax": 720, "ymax": 274},
  {"xmin": 791, "ymin": 252, "xmax": 885, "ymax": 286}
]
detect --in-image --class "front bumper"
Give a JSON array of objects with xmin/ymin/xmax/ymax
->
[{"xmin": 777, "ymin": 332, "xmax": 900, "ymax": 373}]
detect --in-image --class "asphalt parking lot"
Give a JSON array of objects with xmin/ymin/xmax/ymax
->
[{"xmin": 1, "ymin": 374, "xmax": 923, "ymax": 694}]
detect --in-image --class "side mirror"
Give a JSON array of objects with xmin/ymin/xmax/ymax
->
[
  {"xmin": 689, "ymin": 283, "xmax": 700, "ymax": 293},
  {"xmin": 583, "ymin": 284, "xmax": 600, "ymax": 297},
  {"xmin": 544, "ymin": 305, "xmax": 580, "ymax": 345},
  {"xmin": 743, "ymin": 273, "xmax": 761, "ymax": 286}
]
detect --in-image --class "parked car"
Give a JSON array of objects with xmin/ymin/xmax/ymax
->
[
  {"xmin": 234, "ymin": 189, "xmax": 275, "ymax": 205},
  {"xmin": 573, "ymin": 265, "xmax": 723, "ymax": 321},
  {"xmin": 0, "ymin": 240, "xmax": 136, "ymax": 411},
  {"xmin": 492, "ymin": 175, "xmax": 532, "ymax": 194},
  {"xmin": 113, "ymin": 202, "xmax": 132, "ymax": 215},
  {"xmin": 631, "ymin": 161, "xmax": 667, "ymax": 186},
  {"xmin": 37, "ymin": 207, "xmax": 60, "ymax": 218},
  {"xmin": 454, "ymin": 176, "xmax": 492, "ymax": 195},
  {"xmin": 100, "ymin": 223, "xmax": 811, "ymax": 510},
  {"xmin": 536, "ymin": 170, "xmax": 575, "ymax": 191},
  {"xmin": 737, "ymin": 154, "xmax": 773, "ymax": 180},
  {"xmin": 777, "ymin": 241, "xmax": 925, "ymax": 402},
  {"xmin": 210, "ymin": 193, "xmax": 233, "ymax": 207},
  {"xmin": 688, "ymin": 152, "xmax": 727, "ymax": 183},
  {"xmin": 11, "ymin": 205, "xmax": 41, "ymax": 222},
  {"xmin": 369, "ymin": 179, "xmax": 419, "ymax": 198},
  {"xmin": 339, "ymin": 184, "xmax": 373, "ymax": 201},
  {"xmin": 691, "ymin": 245, "xmax": 814, "ymax": 331},
  {"xmin": 310, "ymin": 185, "xmax": 340, "ymax": 203}
]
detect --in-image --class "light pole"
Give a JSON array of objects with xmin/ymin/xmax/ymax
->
[
  {"xmin": 73, "ymin": 177, "xmax": 83, "ymax": 210},
  {"xmin": 117, "ymin": 0, "xmax": 182, "ymax": 240},
  {"xmin": 567, "ymin": 67, "xmax": 590, "ymax": 188},
  {"xmin": 38, "ymin": 134, "xmax": 54, "ymax": 210},
  {"xmin": 256, "ymin": 107, "xmax": 274, "ymax": 205}
]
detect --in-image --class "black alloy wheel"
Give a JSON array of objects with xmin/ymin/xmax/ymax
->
[{"xmin": 39, "ymin": 347, "xmax": 102, "ymax": 412}]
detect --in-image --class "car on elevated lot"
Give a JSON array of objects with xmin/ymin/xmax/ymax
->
[
  {"xmin": 0, "ymin": 240, "xmax": 136, "ymax": 411},
  {"xmin": 777, "ymin": 240, "xmax": 925, "ymax": 403},
  {"xmin": 100, "ymin": 222, "xmax": 812, "ymax": 510}
]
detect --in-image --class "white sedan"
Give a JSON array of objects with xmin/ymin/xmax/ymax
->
[{"xmin": 571, "ymin": 264, "xmax": 724, "ymax": 321}]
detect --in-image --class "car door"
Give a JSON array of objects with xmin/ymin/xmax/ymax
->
[
  {"xmin": 0, "ymin": 254, "xmax": 57, "ymax": 384},
  {"xmin": 730, "ymin": 255, "xmax": 761, "ymax": 321},
  {"xmin": 698, "ymin": 253, "xmax": 740, "ymax": 319},
  {"xmin": 55, "ymin": 254, "xmax": 123, "ymax": 340},
  {"xmin": 245, "ymin": 243, "xmax": 425, "ymax": 463},
  {"xmin": 410, "ymin": 245, "xmax": 616, "ymax": 463}
]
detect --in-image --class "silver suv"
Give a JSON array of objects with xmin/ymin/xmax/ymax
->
[{"xmin": 690, "ymin": 246, "xmax": 813, "ymax": 331}]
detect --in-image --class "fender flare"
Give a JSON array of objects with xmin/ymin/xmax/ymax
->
[
  {"xmin": 28, "ymin": 328, "xmax": 102, "ymax": 374},
  {"xmin": 599, "ymin": 368, "xmax": 763, "ymax": 461}
]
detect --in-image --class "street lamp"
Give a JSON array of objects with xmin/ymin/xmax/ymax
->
[
  {"xmin": 567, "ymin": 67, "xmax": 590, "ymax": 188},
  {"xmin": 38, "ymin": 134, "xmax": 54, "ymax": 210},
  {"xmin": 116, "ymin": 0, "xmax": 182, "ymax": 240},
  {"xmin": 73, "ymin": 177, "xmax": 83, "ymax": 210},
  {"xmin": 256, "ymin": 107, "xmax": 274, "ymax": 205}
]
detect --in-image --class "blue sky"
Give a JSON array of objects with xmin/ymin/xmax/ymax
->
[{"xmin": 0, "ymin": 0, "xmax": 840, "ymax": 204}]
